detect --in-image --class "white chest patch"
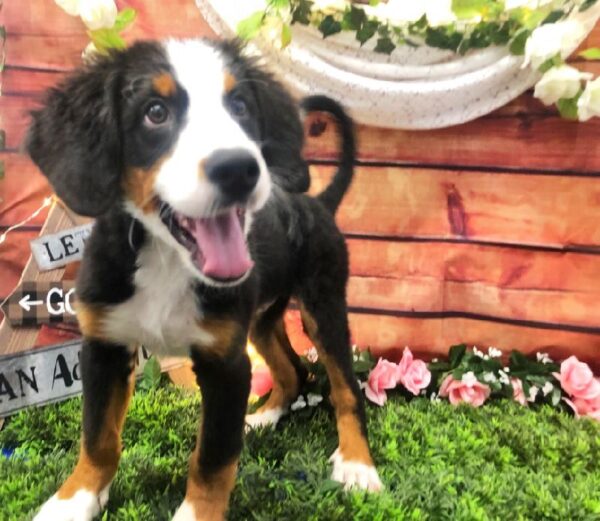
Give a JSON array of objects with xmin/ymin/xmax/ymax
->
[{"xmin": 102, "ymin": 239, "xmax": 214, "ymax": 356}]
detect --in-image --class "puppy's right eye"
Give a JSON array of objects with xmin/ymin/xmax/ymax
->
[{"xmin": 145, "ymin": 102, "xmax": 169, "ymax": 126}]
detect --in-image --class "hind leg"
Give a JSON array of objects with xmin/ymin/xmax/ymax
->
[
  {"xmin": 246, "ymin": 301, "xmax": 307, "ymax": 428},
  {"xmin": 299, "ymin": 297, "xmax": 382, "ymax": 492}
]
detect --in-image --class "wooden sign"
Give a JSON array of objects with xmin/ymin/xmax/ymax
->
[
  {"xmin": 30, "ymin": 223, "xmax": 94, "ymax": 271},
  {"xmin": 0, "ymin": 342, "xmax": 151, "ymax": 417},
  {"xmin": 2, "ymin": 281, "xmax": 77, "ymax": 327}
]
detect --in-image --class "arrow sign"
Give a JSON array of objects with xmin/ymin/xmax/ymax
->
[
  {"xmin": 18, "ymin": 295, "xmax": 44, "ymax": 312},
  {"xmin": 3, "ymin": 281, "xmax": 78, "ymax": 327}
]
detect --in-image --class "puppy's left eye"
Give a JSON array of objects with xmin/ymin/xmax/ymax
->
[
  {"xmin": 145, "ymin": 101, "xmax": 169, "ymax": 126},
  {"xmin": 229, "ymin": 96, "xmax": 248, "ymax": 118}
]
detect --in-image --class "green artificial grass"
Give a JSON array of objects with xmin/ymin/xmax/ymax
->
[{"xmin": 1, "ymin": 384, "xmax": 599, "ymax": 521}]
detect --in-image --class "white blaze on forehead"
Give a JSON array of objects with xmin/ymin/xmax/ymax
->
[{"xmin": 155, "ymin": 39, "xmax": 271, "ymax": 218}]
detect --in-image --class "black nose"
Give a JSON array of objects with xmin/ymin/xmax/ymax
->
[{"xmin": 204, "ymin": 148, "xmax": 260, "ymax": 203}]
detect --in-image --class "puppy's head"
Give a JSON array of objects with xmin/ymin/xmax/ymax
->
[{"xmin": 27, "ymin": 39, "xmax": 309, "ymax": 286}]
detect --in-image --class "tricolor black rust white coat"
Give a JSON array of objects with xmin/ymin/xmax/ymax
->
[{"xmin": 27, "ymin": 38, "xmax": 382, "ymax": 521}]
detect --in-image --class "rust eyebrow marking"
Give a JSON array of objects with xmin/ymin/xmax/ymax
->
[
  {"xmin": 152, "ymin": 72, "xmax": 176, "ymax": 97},
  {"xmin": 224, "ymin": 71, "xmax": 236, "ymax": 93}
]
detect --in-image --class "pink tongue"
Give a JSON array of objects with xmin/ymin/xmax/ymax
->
[{"xmin": 190, "ymin": 208, "xmax": 253, "ymax": 279}]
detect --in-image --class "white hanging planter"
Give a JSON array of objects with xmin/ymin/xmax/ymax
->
[{"xmin": 197, "ymin": 0, "xmax": 598, "ymax": 129}]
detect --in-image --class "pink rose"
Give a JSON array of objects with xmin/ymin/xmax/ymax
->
[
  {"xmin": 439, "ymin": 372, "xmax": 491, "ymax": 407},
  {"xmin": 250, "ymin": 365, "xmax": 273, "ymax": 397},
  {"xmin": 564, "ymin": 387, "xmax": 600, "ymax": 421},
  {"xmin": 364, "ymin": 358, "xmax": 398, "ymax": 406},
  {"xmin": 397, "ymin": 347, "xmax": 431, "ymax": 396},
  {"xmin": 511, "ymin": 378, "xmax": 527, "ymax": 406},
  {"xmin": 555, "ymin": 356, "xmax": 600, "ymax": 399}
]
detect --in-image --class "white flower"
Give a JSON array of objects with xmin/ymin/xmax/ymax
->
[
  {"xmin": 462, "ymin": 371, "xmax": 478, "ymax": 386},
  {"xmin": 536, "ymin": 352, "xmax": 553, "ymax": 364},
  {"xmin": 533, "ymin": 65, "xmax": 591, "ymax": 105},
  {"xmin": 527, "ymin": 385, "xmax": 538, "ymax": 403},
  {"xmin": 432, "ymin": 358, "xmax": 438, "ymax": 363},
  {"xmin": 488, "ymin": 347, "xmax": 502, "ymax": 359},
  {"xmin": 311, "ymin": 0, "xmax": 348, "ymax": 15},
  {"xmin": 577, "ymin": 77, "xmax": 600, "ymax": 121},
  {"xmin": 290, "ymin": 396, "xmax": 307, "ymax": 411},
  {"xmin": 365, "ymin": 0, "xmax": 426, "ymax": 26},
  {"xmin": 499, "ymin": 372, "xmax": 510, "ymax": 386},
  {"xmin": 55, "ymin": 0, "xmax": 81, "ymax": 16},
  {"xmin": 307, "ymin": 393, "xmax": 323, "ymax": 407},
  {"xmin": 542, "ymin": 381, "xmax": 554, "ymax": 396},
  {"xmin": 306, "ymin": 346, "xmax": 319, "ymax": 364},
  {"xmin": 81, "ymin": 42, "xmax": 99, "ymax": 64},
  {"xmin": 78, "ymin": 0, "xmax": 118, "ymax": 30},
  {"xmin": 524, "ymin": 20, "xmax": 588, "ymax": 70},
  {"xmin": 430, "ymin": 392, "xmax": 441, "ymax": 403},
  {"xmin": 483, "ymin": 372, "xmax": 497, "ymax": 383},
  {"xmin": 473, "ymin": 347, "xmax": 484, "ymax": 358},
  {"xmin": 504, "ymin": 367, "xmax": 510, "ymax": 373},
  {"xmin": 426, "ymin": 0, "xmax": 456, "ymax": 27}
]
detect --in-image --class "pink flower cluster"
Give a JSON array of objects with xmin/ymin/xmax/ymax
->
[
  {"xmin": 556, "ymin": 356, "xmax": 600, "ymax": 421},
  {"xmin": 439, "ymin": 372, "xmax": 490, "ymax": 407},
  {"xmin": 364, "ymin": 348, "xmax": 431, "ymax": 406}
]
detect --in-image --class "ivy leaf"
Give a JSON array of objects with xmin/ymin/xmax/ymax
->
[
  {"xmin": 556, "ymin": 93, "xmax": 581, "ymax": 120},
  {"xmin": 319, "ymin": 15, "xmax": 342, "ymax": 37},
  {"xmin": 292, "ymin": 0, "xmax": 313, "ymax": 24},
  {"xmin": 508, "ymin": 27, "xmax": 530, "ymax": 55},
  {"xmin": 452, "ymin": 0, "xmax": 492, "ymax": 19},
  {"xmin": 281, "ymin": 23, "xmax": 292, "ymax": 48},
  {"xmin": 580, "ymin": 0, "xmax": 598, "ymax": 11},
  {"xmin": 551, "ymin": 387, "xmax": 562, "ymax": 406},
  {"xmin": 374, "ymin": 36, "xmax": 395, "ymax": 54},
  {"xmin": 355, "ymin": 19, "xmax": 378, "ymax": 44},
  {"xmin": 538, "ymin": 54, "xmax": 562, "ymax": 72},
  {"xmin": 268, "ymin": 0, "xmax": 290, "ymax": 9},
  {"xmin": 237, "ymin": 11, "xmax": 265, "ymax": 40},
  {"xmin": 342, "ymin": 5, "xmax": 366, "ymax": 31},
  {"xmin": 449, "ymin": 344, "xmax": 467, "ymax": 368},
  {"xmin": 141, "ymin": 356, "xmax": 162, "ymax": 390},
  {"xmin": 541, "ymin": 10, "xmax": 565, "ymax": 25},
  {"xmin": 89, "ymin": 29, "xmax": 126, "ymax": 51},
  {"xmin": 113, "ymin": 8, "xmax": 137, "ymax": 32},
  {"xmin": 579, "ymin": 47, "xmax": 600, "ymax": 60},
  {"xmin": 425, "ymin": 27, "xmax": 462, "ymax": 51}
]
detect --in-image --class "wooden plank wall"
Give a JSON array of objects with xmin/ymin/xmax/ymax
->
[{"xmin": 1, "ymin": 1, "xmax": 599, "ymax": 368}]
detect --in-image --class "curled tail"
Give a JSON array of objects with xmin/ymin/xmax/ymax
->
[{"xmin": 301, "ymin": 95, "xmax": 355, "ymax": 214}]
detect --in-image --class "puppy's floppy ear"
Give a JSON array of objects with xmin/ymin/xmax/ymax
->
[
  {"xmin": 26, "ymin": 55, "xmax": 122, "ymax": 217},
  {"xmin": 248, "ymin": 69, "xmax": 310, "ymax": 193}
]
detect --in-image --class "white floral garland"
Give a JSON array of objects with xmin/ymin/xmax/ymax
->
[{"xmin": 237, "ymin": 0, "xmax": 600, "ymax": 123}]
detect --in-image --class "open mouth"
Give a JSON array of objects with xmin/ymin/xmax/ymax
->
[{"xmin": 159, "ymin": 202, "xmax": 253, "ymax": 283}]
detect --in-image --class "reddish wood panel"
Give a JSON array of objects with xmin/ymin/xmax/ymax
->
[
  {"xmin": 310, "ymin": 166, "xmax": 600, "ymax": 248},
  {"xmin": 348, "ymin": 239, "xmax": 600, "ymax": 292},
  {"xmin": 0, "ymin": 230, "xmax": 39, "ymax": 301},
  {"xmin": 305, "ymin": 109, "xmax": 600, "ymax": 172},
  {"xmin": 6, "ymin": 1, "xmax": 214, "ymax": 39},
  {"xmin": 0, "ymin": 154, "xmax": 51, "ymax": 226},
  {"xmin": 346, "ymin": 239, "xmax": 600, "ymax": 329},
  {"xmin": 347, "ymin": 313, "xmax": 600, "ymax": 371},
  {"xmin": 3, "ymin": 68, "xmax": 64, "ymax": 97},
  {"xmin": 5, "ymin": 35, "xmax": 88, "ymax": 71},
  {"xmin": 347, "ymin": 276, "xmax": 599, "ymax": 329},
  {"xmin": 1, "ymin": 96, "xmax": 39, "ymax": 151}
]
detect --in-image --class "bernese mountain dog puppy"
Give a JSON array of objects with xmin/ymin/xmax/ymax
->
[{"xmin": 27, "ymin": 39, "xmax": 382, "ymax": 521}]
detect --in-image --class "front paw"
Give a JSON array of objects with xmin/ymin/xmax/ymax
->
[
  {"xmin": 329, "ymin": 448, "xmax": 383, "ymax": 492},
  {"xmin": 33, "ymin": 486, "xmax": 110, "ymax": 521},
  {"xmin": 245, "ymin": 406, "xmax": 286, "ymax": 430}
]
